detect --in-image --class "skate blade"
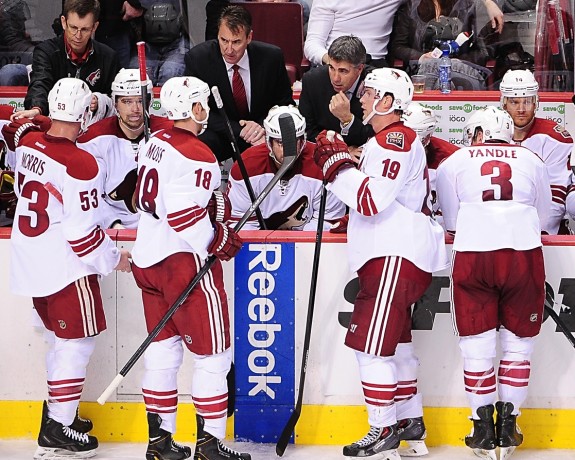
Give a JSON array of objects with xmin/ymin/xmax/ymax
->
[
  {"xmin": 399, "ymin": 440, "xmax": 429, "ymax": 456},
  {"xmin": 345, "ymin": 449, "xmax": 401, "ymax": 460},
  {"xmin": 34, "ymin": 446, "xmax": 97, "ymax": 459},
  {"xmin": 471, "ymin": 448, "xmax": 497, "ymax": 460},
  {"xmin": 500, "ymin": 446, "xmax": 517, "ymax": 460}
]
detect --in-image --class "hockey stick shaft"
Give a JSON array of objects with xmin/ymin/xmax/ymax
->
[
  {"xmin": 276, "ymin": 181, "xmax": 328, "ymax": 456},
  {"xmin": 137, "ymin": 42, "xmax": 150, "ymax": 143},
  {"xmin": 211, "ymin": 86, "xmax": 266, "ymax": 230},
  {"xmin": 98, "ymin": 114, "xmax": 298, "ymax": 405},
  {"xmin": 544, "ymin": 304, "xmax": 575, "ymax": 348}
]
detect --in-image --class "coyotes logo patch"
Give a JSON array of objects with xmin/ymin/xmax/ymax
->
[
  {"xmin": 386, "ymin": 131, "xmax": 405, "ymax": 149},
  {"xmin": 86, "ymin": 68, "xmax": 101, "ymax": 86},
  {"xmin": 553, "ymin": 124, "xmax": 572, "ymax": 139}
]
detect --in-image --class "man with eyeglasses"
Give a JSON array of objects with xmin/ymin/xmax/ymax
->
[
  {"xmin": 299, "ymin": 36, "xmax": 374, "ymax": 162},
  {"xmin": 500, "ymin": 69, "xmax": 573, "ymax": 234},
  {"xmin": 12, "ymin": 0, "xmax": 120, "ymax": 127},
  {"xmin": 78, "ymin": 68, "xmax": 172, "ymax": 229}
]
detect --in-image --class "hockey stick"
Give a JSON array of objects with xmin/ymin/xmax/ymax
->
[
  {"xmin": 97, "ymin": 113, "xmax": 298, "ymax": 405},
  {"xmin": 276, "ymin": 180, "xmax": 328, "ymax": 456},
  {"xmin": 211, "ymin": 86, "xmax": 266, "ymax": 230},
  {"xmin": 544, "ymin": 291, "xmax": 575, "ymax": 348},
  {"xmin": 136, "ymin": 42, "xmax": 150, "ymax": 143}
]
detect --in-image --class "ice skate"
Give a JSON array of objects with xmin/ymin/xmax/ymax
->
[
  {"xmin": 465, "ymin": 404, "xmax": 497, "ymax": 460},
  {"xmin": 342, "ymin": 424, "xmax": 401, "ymax": 459},
  {"xmin": 34, "ymin": 401, "xmax": 98, "ymax": 459},
  {"xmin": 146, "ymin": 412, "xmax": 191, "ymax": 460},
  {"xmin": 496, "ymin": 401, "xmax": 523, "ymax": 460},
  {"xmin": 397, "ymin": 417, "xmax": 428, "ymax": 456},
  {"xmin": 194, "ymin": 414, "xmax": 251, "ymax": 460},
  {"xmin": 69, "ymin": 407, "xmax": 93, "ymax": 434}
]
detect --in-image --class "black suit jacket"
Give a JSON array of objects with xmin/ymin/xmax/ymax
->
[
  {"xmin": 298, "ymin": 65, "xmax": 374, "ymax": 147},
  {"xmin": 184, "ymin": 39, "xmax": 294, "ymax": 160}
]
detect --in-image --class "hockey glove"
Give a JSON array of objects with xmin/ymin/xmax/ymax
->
[
  {"xmin": 206, "ymin": 190, "xmax": 232, "ymax": 223},
  {"xmin": 207, "ymin": 222, "xmax": 243, "ymax": 261},
  {"xmin": 2, "ymin": 115, "xmax": 51, "ymax": 151},
  {"xmin": 330, "ymin": 214, "xmax": 349, "ymax": 234},
  {"xmin": 314, "ymin": 130, "xmax": 355, "ymax": 183}
]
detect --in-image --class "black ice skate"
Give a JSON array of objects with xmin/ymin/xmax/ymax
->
[
  {"xmin": 342, "ymin": 424, "xmax": 401, "ymax": 459},
  {"xmin": 194, "ymin": 414, "xmax": 251, "ymax": 460},
  {"xmin": 465, "ymin": 404, "xmax": 497, "ymax": 460},
  {"xmin": 397, "ymin": 417, "xmax": 428, "ymax": 457},
  {"xmin": 34, "ymin": 400, "xmax": 98, "ymax": 459},
  {"xmin": 146, "ymin": 412, "xmax": 191, "ymax": 460},
  {"xmin": 496, "ymin": 401, "xmax": 523, "ymax": 460},
  {"xmin": 70, "ymin": 406, "xmax": 93, "ymax": 434}
]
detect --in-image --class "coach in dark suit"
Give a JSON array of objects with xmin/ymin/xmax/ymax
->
[
  {"xmin": 299, "ymin": 36, "xmax": 374, "ymax": 153},
  {"xmin": 185, "ymin": 4, "xmax": 294, "ymax": 161}
]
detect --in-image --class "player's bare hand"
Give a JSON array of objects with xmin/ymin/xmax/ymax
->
[
  {"xmin": 348, "ymin": 145, "xmax": 363, "ymax": 164},
  {"xmin": 10, "ymin": 108, "xmax": 41, "ymax": 121},
  {"xmin": 239, "ymin": 120, "xmax": 265, "ymax": 145},
  {"xmin": 485, "ymin": 0, "xmax": 504, "ymax": 34},
  {"xmin": 329, "ymin": 91, "xmax": 352, "ymax": 122},
  {"xmin": 122, "ymin": 0, "xmax": 144, "ymax": 21},
  {"xmin": 115, "ymin": 250, "xmax": 132, "ymax": 273}
]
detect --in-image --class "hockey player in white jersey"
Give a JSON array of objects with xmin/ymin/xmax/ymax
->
[
  {"xmin": 131, "ymin": 76, "xmax": 250, "ymax": 460},
  {"xmin": 313, "ymin": 68, "xmax": 448, "ymax": 459},
  {"xmin": 436, "ymin": 107, "xmax": 552, "ymax": 460},
  {"xmin": 500, "ymin": 69, "xmax": 572, "ymax": 234},
  {"xmin": 9, "ymin": 78, "xmax": 131, "ymax": 459},
  {"xmin": 227, "ymin": 105, "xmax": 346, "ymax": 230},
  {"xmin": 79, "ymin": 68, "xmax": 172, "ymax": 229}
]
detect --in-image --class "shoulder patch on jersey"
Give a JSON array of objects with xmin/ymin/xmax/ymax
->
[
  {"xmin": 386, "ymin": 131, "xmax": 405, "ymax": 149},
  {"xmin": 553, "ymin": 124, "xmax": 572, "ymax": 139}
]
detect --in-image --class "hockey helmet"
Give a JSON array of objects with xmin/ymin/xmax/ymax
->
[
  {"xmin": 401, "ymin": 102, "xmax": 438, "ymax": 147},
  {"xmin": 463, "ymin": 106, "xmax": 514, "ymax": 146},
  {"xmin": 499, "ymin": 69, "xmax": 539, "ymax": 107},
  {"xmin": 48, "ymin": 78, "xmax": 92, "ymax": 131},
  {"xmin": 263, "ymin": 105, "xmax": 306, "ymax": 162},
  {"xmin": 160, "ymin": 76, "xmax": 210, "ymax": 123},
  {"xmin": 362, "ymin": 68, "xmax": 413, "ymax": 110},
  {"xmin": 111, "ymin": 68, "xmax": 153, "ymax": 102}
]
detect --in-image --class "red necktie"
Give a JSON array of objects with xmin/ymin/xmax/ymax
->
[{"xmin": 232, "ymin": 64, "xmax": 249, "ymax": 120}]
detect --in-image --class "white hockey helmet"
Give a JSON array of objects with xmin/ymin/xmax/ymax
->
[
  {"xmin": 499, "ymin": 69, "xmax": 539, "ymax": 106},
  {"xmin": 463, "ymin": 106, "xmax": 514, "ymax": 146},
  {"xmin": 160, "ymin": 76, "xmax": 211, "ymax": 123},
  {"xmin": 401, "ymin": 102, "xmax": 437, "ymax": 147},
  {"xmin": 361, "ymin": 68, "xmax": 413, "ymax": 123},
  {"xmin": 263, "ymin": 105, "xmax": 306, "ymax": 162},
  {"xmin": 48, "ymin": 78, "xmax": 92, "ymax": 131},
  {"xmin": 111, "ymin": 68, "xmax": 153, "ymax": 101}
]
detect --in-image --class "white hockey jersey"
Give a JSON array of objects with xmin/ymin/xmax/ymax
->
[
  {"xmin": 329, "ymin": 121, "xmax": 448, "ymax": 273},
  {"xmin": 436, "ymin": 142, "xmax": 551, "ymax": 252},
  {"xmin": 132, "ymin": 126, "xmax": 220, "ymax": 268},
  {"xmin": 513, "ymin": 117, "xmax": 572, "ymax": 234},
  {"xmin": 227, "ymin": 142, "xmax": 346, "ymax": 230},
  {"xmin": 11, "ymin": 132, "xmax": 120, "ymax": 297},
  {"xmin": 78, "ymin": 115, "xmax": 172, "ymax": 229}
]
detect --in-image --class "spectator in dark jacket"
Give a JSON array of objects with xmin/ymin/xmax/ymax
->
[{"xmin": 12, "ymin": 0, "xmax": 120, "ymax": 125}]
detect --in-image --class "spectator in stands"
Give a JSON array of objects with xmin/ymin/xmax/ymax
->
[
  {"xmin": 227, "ymin": 105, "xmax": 345, "ymax": 230},
  {"xmin": 205, "ymin": 0, "xmax": 310, "ymax": 41},
  {"xmin": 11, "ymin": 0, "xmax": 120, "ymax": 125},
  {"xmin": 128, "ymin": 0, "xmax": 190, "ymax": 86},
  {"xmin": 304, "ymin": 0, "xmax": 503, "ymax": 68},
  {"xmin": 96, "ymin": 0, "xmax": 145, "ymax": 68},
  {"xmin": 185, "ymin": 4, "xmax": 294, "ymax": 162},
  {"xmin": 298, "ymin": 35, "xmax": 374, "ymax": 159},
  {"xmin": 0, "ymin": 0, "xmax": 37, "ymax": 86},
  {"xmin": 500, "ymin": 69, "xmax": 573, "ymax": 234}
]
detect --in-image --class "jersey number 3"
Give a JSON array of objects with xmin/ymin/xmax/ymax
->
[{"xmin": 481, "ymin": 160, "xmax": 513, "ymax": 201}]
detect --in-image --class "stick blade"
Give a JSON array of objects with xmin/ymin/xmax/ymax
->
[
  {"xmin": 275, "ymin": 408, "xmax": 300, "ymax": 456},
  {"xmin": 278, "ymin": 113, "xmax": 297, "ymax": 160}
]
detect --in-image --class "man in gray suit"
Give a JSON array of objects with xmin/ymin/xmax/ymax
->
[{"xmin": 185, "ymin": 4, "xmax": 294, "ymax": 161}]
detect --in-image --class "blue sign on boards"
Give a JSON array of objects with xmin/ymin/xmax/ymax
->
[{"xmin": 233, "ymin": 242, "xmax": 295, "ymax": 442}]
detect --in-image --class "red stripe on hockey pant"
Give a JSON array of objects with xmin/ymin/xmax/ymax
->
[{"xmin": 362, "ymin": 381, "xmax": 396, "ymax": 406}]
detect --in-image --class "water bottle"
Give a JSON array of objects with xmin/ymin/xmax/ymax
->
[{"xmin": 438, "ymin": 47, "xmax": 452, "ymax": 94}]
